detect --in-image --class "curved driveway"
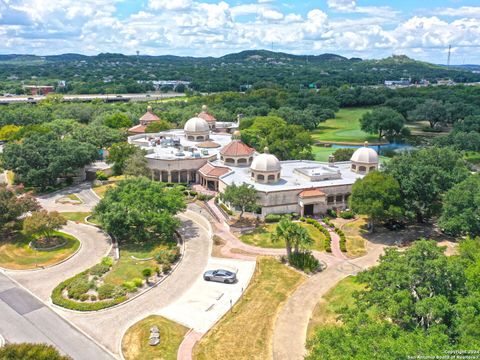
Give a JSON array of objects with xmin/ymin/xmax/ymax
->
[{"xmin": 55, "ymin": 210, "xmax": 212, "ymax": 356}]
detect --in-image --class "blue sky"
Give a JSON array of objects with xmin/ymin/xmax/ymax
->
[{"xmin": 1, "ymin": 0, "xmax": 480, "ymax": 63}]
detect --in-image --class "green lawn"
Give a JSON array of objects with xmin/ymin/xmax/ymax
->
[
  {"xmin": 60, "ymin": 212, "xmax": 101, "ymax": 226},
  {"xmin": 194, "ymin": 258, "xmax": 305, "ymax": 360},
  {"xmin": 122, "ymin": 315, "xmax": 189, "ymax": 360},
  {"xmin": 312, "ymin": 146, "xmax": 336, "ymax": 162},
  {"xmin": 240, "ymin": 222, "xmax": 326, "ymax": 251},
  {"xmin": 0, "ymin": 231, "xmax": 80, "ymax": 270},
  {"xmin": 307, "ymin": 276, "xmax": 365, "ymax": 338},
  {"xmin": 103, "ymin": 240, "xmax": 172, "ymax": 286},
  {"xmin": 312, "ymin": 107, "xmax": 378, "ymax": 144}
]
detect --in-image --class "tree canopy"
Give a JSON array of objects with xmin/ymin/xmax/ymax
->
[
  {"xmin": 439, "ymin": 175, "xmax": 480, "ymax": 237},
  {"xmin": 360, "ymin": 107, "xmax": 406, "ymax": 140},
  {"xmin": 94, "ymin": 177, "xmax": 186, "ymax": 243},
  {"xmin": 349, "ymin": 171, "xmax": 403, "ymax": 231},
  {"xmin": 23, "ymin": 211, "xmax": 67, "ymax": 241},
  {"xmin": 222, "ymin": 183, "xmax": 259, "ymax": 218},
  {"xmin": 0, "ymin": 184, "xmax": 39, "ymax": 235}
]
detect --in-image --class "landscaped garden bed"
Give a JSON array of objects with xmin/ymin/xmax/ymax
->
[
  {"xmin": 122, "ymin": 315, "xmax": 189, "ymax": 360},
  {"xmin": 0, "ymin": 231, "xmax": 80, "ymax": 270},
  {"xmin": 52, "ymin": 239, "xmax": 182, "ymax": 311}
]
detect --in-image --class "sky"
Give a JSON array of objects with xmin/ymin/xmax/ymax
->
[{"xmin": 1, "ymin": 0, "xmax": 480, "ymax": 64}]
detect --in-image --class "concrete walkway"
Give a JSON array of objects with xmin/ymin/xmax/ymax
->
[
  {"xmin": 272, "ymin": 237, "xmax": 391, "ymax": 360},
  {"xmin": 36, "ymin": 182, "xmax": 99, "ymax": 212}
]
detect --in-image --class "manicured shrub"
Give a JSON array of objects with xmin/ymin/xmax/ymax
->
[
  {"xmin": 291, "ymin": 212, "xmax": 300, "ymax": 220},
  {"xmin": 142, "ymin": 268, "xmax": 152, "ymax": 278},
  {"xmin": 197, "ymin": 194, "xmax": 213, "ymax": 201},
  {"xmin": 163, "ymin": 263, "xmax": 172, "ymax": 274},
  {"xmin": 122, "ymin": 281, "xmax": 137, "ymax": 293},
  {"xmin": 306, "ymin": 218, "xmax": 332, "ymax": 253},
  {"xmin": 335, "ymin": 227, "xmax": 347, "ymax": 252},
  {"xmin": 97, "ymin": 283, "xmax": 116, "ymax": 300},
  {"xmin": 189, "ymin": 191, "xmax": 198, "ymax": 196},
  {"xmin": 220, "ymin": 203, "xmax": 233, "ymax": 215},
  {"xmin": 327, "ymin": 209, "xmax": 337, "ymax": 218},
  {"xmin": 265, "ymin": 214, "xmax": 282, "ymax": 223},
  {"xmin": 101, "ymin": 256, "xmax": 114, "ymax": 267},
  {"xmin": 288, "ymin": 251, "xmax": 320, "ymax": 273},
  {"xmin": 90, "ymin": 294, "xmax": 97, "ymax": 301},
  {"xmin": 79, "ymin": 294, "xmax": 89, "ymax": 302},
  {"xmin": 96, "ymin": 171, "xmax": 108, "ymax": 181},
  {"xmin": 89, "ymin": 263, "xmax": 110, "ymax": 276},
  {"xmin": 155, "ymin": 248, "xmax": 180, "ymax": 264},
  {"xmin": 340, "ymin": 210, "xmax": 355, "ymax": 219},
  {"xmin": 66, "ymin": 275, "xmax": 92, "ymax": 300},
  {"xmin": 133, "ymin": 278, "xmax": 143, "ymax": 287},
  {"xmin": 299, "ymin": 217, "xmax": 306, "ymax": 222}
]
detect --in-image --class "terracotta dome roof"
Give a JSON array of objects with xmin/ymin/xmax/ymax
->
[
  {"xmin": 250, "ymin": 147, "xmax": 281, "ymax": 172},
  {"xmin": 220, "ymin": 140, "xmax": 255, "ymax": 157},
  {"xmin": 351, "ymin": 142, "xmax": 379, "ymax": 164},
  {"xmin": 197, "ymin": 140, "xmax": 221, "ymax": 148},
  {"xmin": 139, "ymin": 106, "xmax": 160, "ymax": 122},
  {"xmin": 198, "ymin": 105, "xmax": 216, "ymax": 123},
  {"xmin": 184, "ymin": 117, "xmax": 209, "ymax": 133}
]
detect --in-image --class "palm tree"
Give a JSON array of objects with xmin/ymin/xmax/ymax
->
[
  {"xmin": 271, "ymin": 216, "xmax": 296, "ymax": 258},
  {"xmin": 292, "ymin": 226, "xmax": 313, "ymax": 254}
]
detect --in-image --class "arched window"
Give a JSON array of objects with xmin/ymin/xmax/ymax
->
[
  {"xmin": 225, "ymin": 158, "xmax": 235, "ymax": 164},
  {"xmin": 251, "ymin": 172, "xmax": 255, "ymax": 178},
  {"xmin": 257, "ymin": 174, "xmax": 265, "ymax": 181},
  {"xmin": 351, "ymin": 164, "xmax": 357, "ymax": 170},
  {"xmin": 196, "ymin": 136, "xmax": 204, "ymax": 141},
  {"xmin": 369, "ymin": 166, "xmax": 376, "ymax": 171},
  {"xmin": 188, "ymin": 136, "xmax": 194, "ymax": 141},
  {"xmin": 268, "ymin": 174, "xmax": 275, "ymax": 181},
  {"xmin": 238, "ymin": 158, "xmax": 247, "ymax": 165},
  {"xmin": 359, "ymin": 166, "xmax": 367, "ymax": 173}
]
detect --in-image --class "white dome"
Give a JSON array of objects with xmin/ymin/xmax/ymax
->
[
  {"xmin": 351, "ymin": 143, "xmax": 379, "ymax": 164},
  {"xmin": 184, "ymin": 117, "xmax": 209, "ymax": 133},
  {"xmin": 251, "ymin": 152, "xmax": 281, "ymax": 172}
]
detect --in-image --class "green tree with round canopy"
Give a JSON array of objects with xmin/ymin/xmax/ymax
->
[{"xmin": 360, "ymin": 107, "xmax": 406, "ymax": 140}]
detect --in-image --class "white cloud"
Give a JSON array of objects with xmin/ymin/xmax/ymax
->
[
  {"xmin": 148, "ymin": 0, "xmax": 192, "ymax": 11},
  {"xmin": 434, "ymin": 6, "xmax": 480, "ymax": 18},
  {"xmin": 327, "ymin": 0, "xmax": 356, "ymax": 11}
]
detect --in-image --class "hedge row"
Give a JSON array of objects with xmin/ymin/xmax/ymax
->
[
  {"xmin": 334, "ymin": 227, "xmax": 347, "ymax": 252},
  {"xmin": 52, "ymin": 271, "xmax": 127, "ymax": 311},
  {"xmin": 305, "ymin": 218, "xmax": 332, "ymax": 253}
]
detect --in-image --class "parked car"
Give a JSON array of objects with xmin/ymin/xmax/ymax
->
[{"xmin": 203, "ymin": 269, "xmax": 237, "ymax": 284}]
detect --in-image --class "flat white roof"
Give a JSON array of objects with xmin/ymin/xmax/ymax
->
[
  {"xmin": 219, "ymin": 160, "xmax": 364, "ymax": 192},
  {"xmin": 134, "ymin": 130, "xmax": 232, "ymax": 161}
]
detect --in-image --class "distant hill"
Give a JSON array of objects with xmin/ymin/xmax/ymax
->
[{"xmin": 0, "ymin": 49, "xmax": 479, "ymax": 93}]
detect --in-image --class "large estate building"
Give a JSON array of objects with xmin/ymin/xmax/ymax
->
[{"xmin": 128, "ymin": 107, "xmax": 379, "ymax": 217}]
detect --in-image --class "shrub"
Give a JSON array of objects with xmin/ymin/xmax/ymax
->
[
  {"xmin": 189, "ymin": 191, "xmax": 198, "ymax": 196},
  {"xmin": 327, "ymin": 209, "xmax": 337, "ymax": 218},
  {"xmin": 89, "ymin": 263, "xmax": 110, "ymax": 276},
  {"xmin": 122, "ymin": 281, "xmax": 137, "ymax": 293},
  {"xmin": 299, "ymin": 217, "xmax": 306, "ymax": 222},
  {"xmin": 291, "ymin": 212, "xmax": 300, "ymax": 220},
  {"xmin": 163, "ymin": 263, "xmax": 172, "ymax": 274},
  {"xmin": 97, "ymin": 283, "xmax": 116, "ymax": 300},
  {"xmin": 90, "ymin": 294, "xmax": 97, "ymax": 301},
  {"xmin": 306, "ymin": 218, "xmax": 332, "ymax": 253},
  {"xmin": 335, "ymin": 227, "xmax": 347, "ymax": 252},
  {"xmin": 220, "ymin": 203, "xmax": 233, "ymax": 215},
  {"xmin": 197, "ymin": 194, "xmax": 213, "ymax": 201},
  {"xmin": 288, "ymin": 251, "xmax": 320, "ymax": 273},
  {"xmin": 155, "ymin": 248, "xmax": 180, "ymax": 264},
  {"xmin": 265, "ymin": 214, "xmax": 282, "ymax": 223},
  {"xmin": 142, "ymin": 268, "xmax": 152, "ymax": 278},
  {"xmin": 340, "ymin": 210, "xmax": 355, "ymax": 219},
  {"xmin": 133, "ymin": 278, "xmax": 143, "ymax": 287},
  {"xmin": 323, "ymin": 217, "xmax": 334, "ymax": 227},
  {"xmin": 101, "ymin": 256, "xmax": 114, "ymax": 267},
  {"xmin": 52, "ymin": 273, "xmax": 127, "ymax": 311},
  {"xmin": 96, "ymin": 171, "xmax": 109, "ymax": 181},
  {"xmin": 79, "ymin": 294, "xmax": 89, "ymax": 302},
  {"xmin": 66, "ymin": 275, "xmax": 92, "ymax": 300},
  {"xmin": 154, "ymin": 266, "xmax": 161, "ymax": 276}
]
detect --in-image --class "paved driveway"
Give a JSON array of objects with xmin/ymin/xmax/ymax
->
[
  {"xmin": 6, "ymin": 221, "xmax": 112, "ymax": 301},
  {"xmin": 0, "ymin": 273, "xmax": 113, "ymax": 360},
  {"xmin": 36, "ymin": 182, "xmax": 99, "ymax": 212},
  {"xmin": 54, "ymin": 210, "xmax": 212, "ymax": 356},
  {"xmin": 159, "ymin": 257, "xmax": 256, "ymax": 333}
]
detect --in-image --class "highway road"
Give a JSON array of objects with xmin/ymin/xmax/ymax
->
[
  {"xmin": 0, "ymin": 273, "xmax": 114, "ymax": 360},
  {"xmin": 0, "ymin": 92, "xmax": 186, "ymax": 104}
]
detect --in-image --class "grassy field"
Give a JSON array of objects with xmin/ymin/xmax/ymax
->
[
  {"xmin": 240, "ymin": 222, "xmax": 327, "ymax": 251},
  {"xmin": 122, "ymin": 315, "xmax": 189, "ymax": 360},
  {"xmin": 312, "ymin": 108, "xmax": 378, "ymax": 144},
  {"xmin": 193, "ymin": 257, "xmax": 305, "ymax": 360},
  {"xmin": 307, "ymin": 276, "xmax": 364, "ymax": 338},
  {"xmin": 332, "ymin": 217, "xmax": 368, "ymax": 257},
  {"xmin": 92, "ymin": 183, "xmax": 116, "ymax": 198},
  {"xmin": 0, "ymin": 231, "xmax": 80, "ymax": 270},
  {"xmin": 311, "ymin": 146, "xmax": 336, "ymax": 162}
]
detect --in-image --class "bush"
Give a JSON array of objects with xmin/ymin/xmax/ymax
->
[
  {"xmin": 133, "ymin": 278, "xmax": 143, "ymax": 287},
  {"xmin": 335, "ymin": 227, "xmax": 347, "ymax": 252},
  {"xmin": 197, "ymin": 194, "xmax": 213, "ymax": 201},
  {"xmin": 142, "ymin": 268, "xmax": 152, "ymax": 278},
  {"xmin": 122, "ymin": 281, "xmax": 137, "ymax": 293},
  {"xmin": 89, "ymin": 263, "xmax": 110, "ymax": 276},
  {"xmin": 79, "ymin": 294, "xmax": 89, "ymax": 302},
  {"xmin": 306, "ymin": 218, "xmax": 332, "ymax": 253},
  {"xmin": 299, "ymin": 217, "xmax": 306, "ymax": 222},
  {"xmin": 96, "ymin": 171, "xmax": 109, "ymax": 181},
  {"xmin": 340, "ymin": 210, "xmax": 355, "ymax": 219},
  {"xmin": 101, "ymin": 256, "xmax": 114, "ymax": 267},
  {"xmin": 189, "ymin": 191, "xmax": 198, "ymax": 196},
  {"xmin": 265, "ymin": 214, "xmax": 282, "ymax": 223},
  {"xmin": 155, "ymin": 248, "xmax": 180, "ymax": 264},
  {"xmin": 163, "ymin": 263, "xmax": 172, "ymax": 274},
  {"xmin": 327, "ymin": 209, "xmax": 337, "ymax": 218},
  {"xmin": 97, "ymin": 283, "xmax": 116, "ymax": 300},
  {"xmin": 66, "ymin": 275, "xmax": 92, "ymax": 300},
  {"xmin": 220, "ymin": 203, "xmax": 233, "ymax": 216},
  {"xmin": 291, "ymin": 212, "xmax": 300, "ymax": 220},
  {"xmin": 288, "ymin": 251, "xmax": 320, "ymax": 273},
  {"xmin": 323, "ymin": 217, "xmax": 334, "ymax": 228},
  {"xmin": 90, "ymin": 294, "xmax": 97, "ymax": 301},
  {"xmin": 52, "ymin": 272, "xmax": 127, "ymax": 311}
]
